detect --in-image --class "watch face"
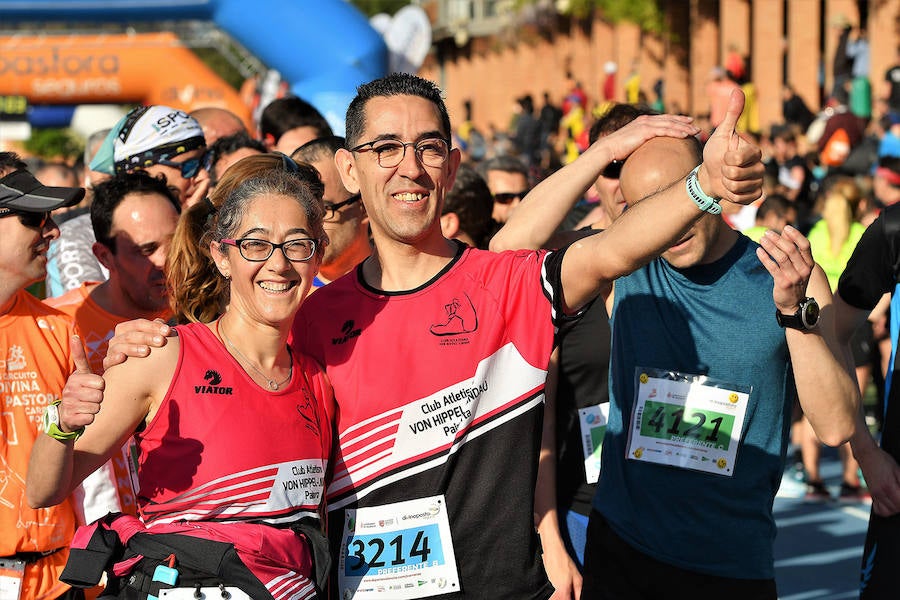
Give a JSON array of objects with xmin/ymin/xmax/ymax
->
[
  {"xmin": 802, "ymin": 299, "xmax": 820, "ymax": 328},
  {"xmin": 43, "ymin": 403, "xmax": 58, "ymax": 432}
]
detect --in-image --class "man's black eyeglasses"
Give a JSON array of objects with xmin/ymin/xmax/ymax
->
[
  {"xmin": 157, "ymin": 156, "xmax": 203, "ymax": 179},
  {"xmin": 0, "ymin": 207, "xmax": 51, "ymax": 229},
  {"xmin": 350, "ymin": 138, "xmax": 450, "ymax": 169},
  {"xmin": 323, "ymin": 194, "xmax": 361, "ymax": 221},
  {"xmin": 493, "ymin": 190, "xmax": 529, "ymax": 205},
  {"xmin": 601, "ymin": 160, "xmax": 625, "ymax": 180}
]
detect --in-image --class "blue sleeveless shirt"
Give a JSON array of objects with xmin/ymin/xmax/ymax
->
[{"xmin": 594, "ymin": 234, "xmax": 795, "ymax": 579}]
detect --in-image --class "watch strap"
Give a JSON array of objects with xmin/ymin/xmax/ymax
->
[
  {"xmin": 686, "ymin": 166, "xmax": 722, "ymax": 215},
  {"xmin": 42, "ymin": 401, "xmax": 84, "ymax": 441}
]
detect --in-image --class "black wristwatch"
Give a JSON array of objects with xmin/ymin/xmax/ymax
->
[{"xmin": 776, "ymin": 297, "xmax": 820, "ymax": 330}]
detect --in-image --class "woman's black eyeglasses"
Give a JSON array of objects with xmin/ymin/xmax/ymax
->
[{"xmin": 221, "ymin": 237, "xmax": 320, "ymax": 263}]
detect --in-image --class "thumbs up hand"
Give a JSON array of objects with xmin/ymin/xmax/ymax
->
[
  {"xmin": 697, "ymin": 88, "xmax": 764, "ymax": 205},
  {"xmin": 59, "ymin": 336, "xmax": 106, "ymax": 433}
]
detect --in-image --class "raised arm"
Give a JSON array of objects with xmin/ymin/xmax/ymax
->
[
  {"xmin": 756, "ymin": 227, "xmax": 858, "ymax": 447},
  {"xmin": 490, "ymin": 114, "xmax": 699, "ymax": 252},
  {"xmin": 558, "ymin": 89, "xmax": 763, "ymax": 313},
  {"xmin": 27, "ymin": 335, "xmax": 173, "ymax": 508}
]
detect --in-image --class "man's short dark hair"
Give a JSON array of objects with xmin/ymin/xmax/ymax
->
[
  {"xmin": 345, "ymin": 73, "xmax": 451, "ymax": 149},
  {"xmin": 91, "ymin": 171, "xmax": 180, "ymax": 251},
  {"xmin": 293, "ymin": 135, "xmax": 345, "ymax": 163},
  {"xmin": 0, "ymin": 151, "xmax": 28, "ymax": 176},
  {"xmin": 443, "ymin": 164, "xmax": 496, "ymax": 250},
  {"xmin": 478, "ymin": 155, "xmax": 529, "ymax": 181},
  {"xmin": 589, "ymin": 104, "xmax": 656, "ymax": 144},
  {"xmin": 204, "ymin": 132, "xmax": 266, "ymax": 183},
  {"xmin": 260, "ymin": 96, "xmax": 333, "ymax": 145},
  {"xmin": 756, "ymin": 193, "xmax": 791, "ymax": 220}
]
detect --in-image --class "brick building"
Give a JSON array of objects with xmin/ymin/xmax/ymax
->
[{"xmin": 417, "ymin": 0, "xmax": 899, "ymax": 136}]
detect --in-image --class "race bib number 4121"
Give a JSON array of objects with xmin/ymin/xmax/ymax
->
[{"xmin": 625, "ymin": 368, "xmax": 751, "ymax": 476}]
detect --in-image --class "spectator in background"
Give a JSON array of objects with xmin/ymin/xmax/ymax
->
[
  {"xmin": 878, "ymin": 112, "xmax": 900, "ymax": 158},
  {"xmin": 602, "ymin": 62, "xmax": 617, "ymax": 101},
  {"xmin": 725, "ymin": 43, "xmax": 746, "ymax": 83},
  {"xmin": 706, "ymin": 66, "xmax": 741, "ymax": 130},
  {"xmin": 766, "ymin": 125, "xmax": 812, "ymax": 209},
  {"xmin": 90, "ymin": 105, "xmax": 208, "ymax": 209},
  {"xmin": 817, "ymin": 87, "xmax": 865, "ymax": 175},
  {"xmin": 514, "ymin": 94, "xmax": 541, "ymax": 168},
  {"xmin": 293, "ymin": 136, "xmax": 371, "ymax": 288},
  {"xmin": 479, "ymin": 154, "xmax": 531, "ymax": 224},
  {"xmin": 782, "ymin": 84, "xmax": 816, "ymax": 132},
  {"xmin": 873, "ymin": 156, "xmax": 900, "ymax": 207},
  {"xmin": 847, "ymin": 26, "xmax": 872, "ymax": 121},
  {"xmin": 189, "ymin": 106, "xmax": 247, "ymax": 145},
  {"xmin": 259, "ymin": 96, "xmax": 333, "ymax": 155},
  {"xmin": 832, "ymin": 14, "xmax": 855, "ymax": 97},
  {"xmin": 202, "ymin": 132, "xmax": 267, "ymax": 188},
  {"xmin": 46, "ymin": 128, "xmax": 112, "ymax": 298},
  {"xmin": 35, "ymin": 162, "xmax": 81, "ymax": 221},
  {"xmin": 440, "ymin": 163, "xmax": 496, "ymax": 250},
  {"xmin": 743, "ymin": 193, "xmax": 797, "ymax": 242},
  {"xmin": 803, "ymin": 176, "xmax": 870, "ymax": 501},
  {"xmin": 883, "ymin": 45, "xmax": 900, "ymax": 116},
  {"xmin": 539, "ymin": 91, "xmax": 563, "ymax": 156}
]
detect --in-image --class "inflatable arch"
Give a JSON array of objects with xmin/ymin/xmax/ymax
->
[{"xmin": 0, "ymin": 0, "xmax": 388, "ymax": 132}]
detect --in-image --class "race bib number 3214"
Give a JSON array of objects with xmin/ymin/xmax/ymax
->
[{"xmin": 338, "ymin": 495, "xmax": 460, "ymax": 599}]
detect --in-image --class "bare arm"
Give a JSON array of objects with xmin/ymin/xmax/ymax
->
[
  {"xmin": 833, "ymin": 291, "xmax": 900, "ymax": 516},
  {"xmin": 756, "ymin": 228, "xmax": 858, "ymax": 446},
  {"xmin": 490, "ymin": 114, "xmax": 699, "ymax": 252},
  {"xmin": 534, "ymin": 349, "xmax": 581, "ymax": 599},
  {"xmin": 27, "ymin": 335, "xmax": 175, "ymax": 507},
  {"xmin": 559, "ymin": 90, "xmax": 764, "ymax": 313}
]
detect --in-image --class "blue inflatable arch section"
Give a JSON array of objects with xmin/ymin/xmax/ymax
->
[{"xmin": 0, "ymin": 0, "xmax": 388, "ymax": 132}]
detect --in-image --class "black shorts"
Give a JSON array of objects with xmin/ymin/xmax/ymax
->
[
  {"xmin": 582, "ymin": 510, "xmax": 777, "ymax": 600},
  {"xmin": 860, "ymin": 512, "xmax": 900, "ymax": 599}
]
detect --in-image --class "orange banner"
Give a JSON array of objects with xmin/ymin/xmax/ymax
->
[{"xmin": 0, "ymin": 32, "xmax": 251, "ymax": 127}]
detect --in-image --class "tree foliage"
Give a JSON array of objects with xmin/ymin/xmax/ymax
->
[
  {"xmin": 349, "ymin": 0, "xmax": 409, "ymax": 18},
  {"xmin": 524, "ymin": 0, "xmax": 665, "ymax": 33},
  {"xmin": 23, "ymin": 128, "xmax": 83, "ymax": 162}
]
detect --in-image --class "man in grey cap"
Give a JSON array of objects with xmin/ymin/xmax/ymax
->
[{"xmin": 0, "ymin": 152, "xmax": 88, "ymax": 600}]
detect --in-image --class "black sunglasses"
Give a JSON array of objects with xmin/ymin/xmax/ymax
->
[
  {"xmin": 157, "ymin": 157, "xmax": 202, "ymax": 179},
  {"xmin": 0, "ymin": 207, "xmax": 51, "ymax": 229},
  {"xmin": 601, "ymin": 160, "xmax": 625, "ymax": 179},
  {"xmin": 493, "ymin": 190, "xmax": 529, "ymax": 205}
]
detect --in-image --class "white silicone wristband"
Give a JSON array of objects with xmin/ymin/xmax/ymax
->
[{"xmin": 685, "ymin": 165, "xmax": 722, "ymax": 215}]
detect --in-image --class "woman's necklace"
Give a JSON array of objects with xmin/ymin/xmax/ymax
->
[{"xmin": 217, "ymin": 319, "xmax": 292, "ymax": 390}]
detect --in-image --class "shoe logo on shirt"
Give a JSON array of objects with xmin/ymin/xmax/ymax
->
[
  {"xmin": 430, "ymin": 294, "xmax": 478, "ymax": 337},
  {"xmin": 1, "ymin": 345, "xmax": 27, "ymax": 371},
  {"xmin": 331, "ymin": 320, "xmax": 362, "ymax": 345},
  {"xmin": 194, "ymin": 369, "xmax": 232, "ymax": 395}
]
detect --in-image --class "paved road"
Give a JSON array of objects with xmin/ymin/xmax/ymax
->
[{"xmin": 775, "ymin": 448, "xmax": 870, "ymax": 599}]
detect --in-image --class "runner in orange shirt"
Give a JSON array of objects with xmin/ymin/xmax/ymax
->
[{"xmin": 0, "ymin": 152, "xmax": 86, "ymax": 600}]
